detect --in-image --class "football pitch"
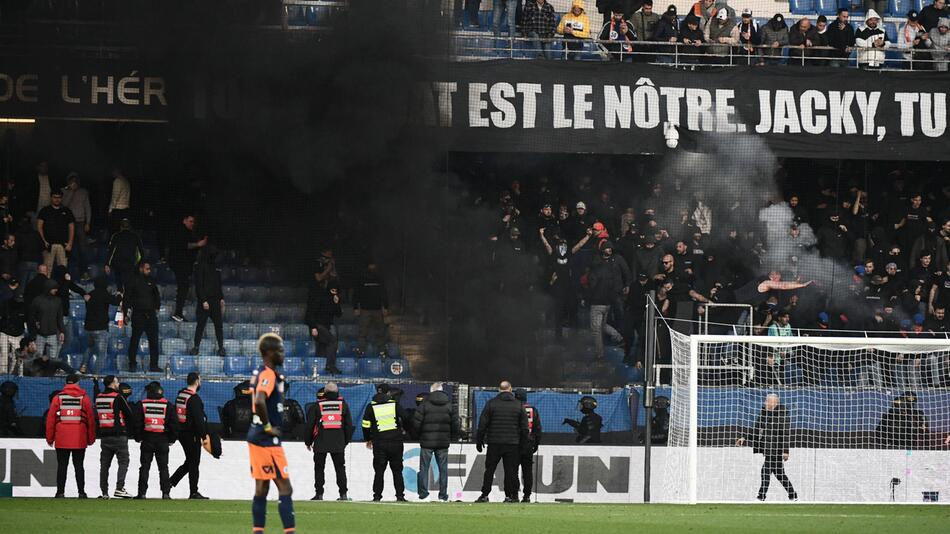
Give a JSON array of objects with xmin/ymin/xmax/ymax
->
[{"xmin": 2, "ymin": 499, "xmax": 948, "ymax": 533}]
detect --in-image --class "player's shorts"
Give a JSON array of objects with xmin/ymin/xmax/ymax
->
[{"xmin": 248, "ymin": 443, "xmax": 290, "ymax": 480}]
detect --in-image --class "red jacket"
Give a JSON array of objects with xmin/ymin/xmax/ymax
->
[{"xmin": 45, "ymin": 383, "xmax": 96, "ymax": 449}]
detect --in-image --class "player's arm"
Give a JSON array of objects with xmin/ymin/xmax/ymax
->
[{"xmin": 254, "ymin": 390, "xmax": 277, "ymax": 436}]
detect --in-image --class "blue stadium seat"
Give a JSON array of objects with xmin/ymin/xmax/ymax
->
[
  {"xmin": 182, "ymin": 306, "xmax": 197, "ymax": 322},
  {"xmin": 223, "ymin": 339, "xmax": 242, "ymax": 356},
  {"xmin": 96, "ymin": 354, "xmax": 117, "ymax": 374},
  {"xmin": 244, "ymin": 286, "xmax": 267, "ymax": 303},
  {"xmin": 336, "ymin": 340, "xmax": 357, "ymax": 358},
  {"xmin": 274, "ymin": 305, "xmax": 295, "ymax": 322},
  {"xmin": 66, "ymin": 353, "xmax": 84, "ymax": 370},
  {"xmin": 885, "ymin": 22, "xmax": 898, "ymax": 43},
  {"xmin": 159, "ymin": 321, "xmax": 178, "ymax": 338},
  {"xmin": 790, "ymin": 0, "xmax": 817, "ymax": 13},
  {"xmin": 259, "ymin": 324, "xmax": 282, "ymax": 338},
  {"xmin": 385, "ymin": 358, "xmax": 411, "ymax": 379},
  {"xmin": 816, "ymin": 0, "xmax": 839, "ymax": 15},
  {"xmin": 358, "ymin": 358, "xmax": 386, "ymax": 378},
  {"xmin": 69, "ymin": 301, "xmax": 86, "ymax": 320},
  {"xmin": 281, "ymin": 339, "xmax": 298, "ymax": 358},
  {"xmin": 197, "ymin": 356, "xmax": 224, "ymax": 376},
  {"xmin": 310, "ymin": 357, "xmax": 328, "ymax": 375},
  {"xmin": 334, "ymin": 357, "xmax": 358, "ymax": 376},
  {"xmin": 886, "ymin": 0, "xmax": 910, "ymax": 15},
  {"xmin": 108, "ymin": 323, "xmax": 128, "ymax": 339},
  {"xmin": 271, "ymin": 287, "xmax": 294, "ymax": 304},
  {"xmin": 911, "ymin": 0, "xmax": 926, "ymax": 11},
  {"xmin": 178, "ymin": 322, "xmax": 197, "ymax": 341},
  {"xmin": 604, "ymin": 346, "xmax": 625, "ymax": 365},
  {"xmin": 336, "ymin": 324, "xmax": 358, "ymax": 340},
  {"xmin": 224, "ymin": 355, "xmax": 252, "ymax": 376},
  {"xmin": 195, "ymin": 342, "xmax": 216, "ymax": 357},
  {"xmin": 249, "ymin": 305, "xmax": 275, "ymax": 324},
  {"xmin": 223, "ymin": 286, "xmax": 243, "ymax": 303},
  {"xmin": 226, "ymin": 304, "xmax": 251, "ymax": 323},
  {"xmin": 283, "ymin": 324, "xmax": 309, "ymax": 341},
  {"xmin": 281, "ymin": 357, "xmax": 308, "ymax": 377},
  {"xmin": 233, "ymin": 323, "xmax": 260, "ymax": 340},
  {"xmin": 241, "ymin": 339, "xmax": 259, "ymax": 356},
  {"xmin": 107, "ymin": 336, "xmax": 129, "ymax": 357},
  {"xmin": 161, "ymin": 338, "xmax": 187, "ymax": 356},
  {"xmin": 171, "ymin": 355, "xmax": 198, "ymax": 375},
  {"xmin": 239, "ymin": 267, "xmax": 262, "ymax": 284}
]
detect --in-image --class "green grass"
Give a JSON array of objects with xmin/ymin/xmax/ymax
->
[{"xmin": 1, "ymin": 498, "xmax": 949, "ymax": 533}]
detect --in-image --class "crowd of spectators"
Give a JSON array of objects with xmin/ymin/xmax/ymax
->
[
  {"xmin": 483, "ymin": 164, "xmax": 950, "ymax": 388},
  {"xmin": 464, "ymin": 0, "xmax": 950, "ymax": 69}
]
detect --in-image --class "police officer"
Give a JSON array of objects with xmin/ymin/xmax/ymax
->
[
  {"xmin": 514, "ymin": 388, "xmax": 542, "ymax": 503},
  {"xmin": 305, "ymin": 382, "xmax": 353, "ymax": 501},
  {"xmin": 135, "ymin": 381, "xmax": 177, "ymax": 499},
  {"xmin": 221, "ymin": 380, "xmax": 253, "ymax": 439},
  {"xmin": 169, "ymin": 372, "xmax": 209, "ymax": 499},
  {"xmin": 96, "ymin": 375, "xmax": 135, "ymax": 499},
  {"xmin": 362, "ymin": 383, "xmax": 407, "ymax": 502},
  {"xmin": 563, "ymin": 396, "xmax": 602, "ymax": 444},
  {"xmin": 46, "ymin": 374, "xmax": 96, "ymax": 498}
]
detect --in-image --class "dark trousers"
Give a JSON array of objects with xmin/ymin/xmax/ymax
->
[
  {"xmin": 480, "ymin": 443, "xmax": 520, "ymax": 500},
  {"xmin": 313, "ymin": 451, "xmax": 347, "ymax": 497},
  {"xmin": 194, "ymin": 301, "xmax": 224, "ymax": 350},
  {"xmin": 418, "ymin": 448, "xmax": 449, "ymax": 500},
  {"xmin": 519, "ymin": 452, "xmax": 534, "ymax": 498},
  {"xmin": 138, "ymin": 436, "xmax": 170, "ymax": 496},
  {"xmin": 129, "ymin": 311, "xmax": 159, "ymax": 369},
  {"xmin": 173, "ymin": 268, "xmax": 192, "ymax": 317},
  {"xmin": 99, "ymin": 435, "xmax": 130, "ymax": 494},
  {"xmin": 312, "ymin": 323, "xmax": 337, "ymax": 368},
  {"xmin": 759, "ymin": 453, "xmax": 795, "ymax": 497},
  {"xmin": 371, "ymin": 441, "xmax": 404, "ymax": 499},
  {"xmin": 169, "ymin": 431, "xmax": 201, "ymax": 494},
  {"xmin": 56, "ymin": 448, "xmax": 86, "ymax": 495}
]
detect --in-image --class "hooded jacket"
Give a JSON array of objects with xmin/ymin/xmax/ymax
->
[
  {"xmin": 759, "ymin": 16, "xmax": 789, "ymax": 57},
  {"xmin": 123, "ymin": 270, "xmax": 161, "ymax": 315},
  {"xmin": 855, "ymin": 10, "xmax": 890, "ymax": 67},
  {"xmin": 106, "ymin": 228, "xmax": 143, "ymax": 269},
  {"xmin": 194, "ymin": 249, "xmax": 224, "ymax": 304},
  {"xmin": 46, "ymin": 382, "xmax": 96, "ymax": 449},
  {"xmin": 931, "ymin": 19, "xmax": 950, "ymax": 68},
  {"xmin": 476, "ymin": 391, "xmax": 529, "ymax": 446},
  {"xmin": 413, "ymin": 390, "xmax": 461, "ymax": 450},
  {"xmin": 558, "ymin": 0, "xmax": 591, "ymax": 38},
  {"xmin": 84, "ymin": 276, "xmax": 122, "ymax": 332},
  {"xmin": 29, "ymin": 279, "xmax": 63, "ymax": 336},
  {"xmin": 588, "ymin": 253, "xmax": 632, "ymax": 305}
]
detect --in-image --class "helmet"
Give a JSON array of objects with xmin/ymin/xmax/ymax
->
[
  {"xmin": 415, "ymin": 392, "xmax": 428, "ymax": 406},
  {"xmin": 234, "ymin": 380, "xmax": 253, "ymax": 397},
  {"xmin": 578, "ymin": 395, "xmax": 598, "ymax": 412}
]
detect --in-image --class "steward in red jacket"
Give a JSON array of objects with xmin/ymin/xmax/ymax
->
[{"xmin": 45, "ymin": 374, "xmax": 96, "ymax": 498}]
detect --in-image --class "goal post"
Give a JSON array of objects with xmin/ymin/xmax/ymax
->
[{"xmin": 661, "ymin": 330, "xmax": 950, "ymax": 504}]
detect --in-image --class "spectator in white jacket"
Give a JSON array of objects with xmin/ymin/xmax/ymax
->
[{"xmin": 855, "ymin": 10, "xmax": 890, "ymax": 69}]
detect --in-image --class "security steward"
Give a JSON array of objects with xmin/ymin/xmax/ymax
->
[
  {"xmin": 135, "ymin": 381, "xmax": 177, "ymax": 499},
  {"xmin": 305, "ymin": 382, "xmax": 353, "ymax": 501},
  {"xmin": 362, "ymin": 383, "xmax": 407, "ymax": 502},
  {"xmin": 96, "ymin": 375, "xmax": 135, "ymax": 499},
  {"xmin": 563, "ymin": 395, "xmax": 602, "ymax": 444},
  {"xmin": 46, "ymin": 373, "xmax": 97, "ymax": 498},
  {"xmin": 221, "ymin": 380, "xmax": 253, "ymax": 439},
  {"xmin": 169, "ymin": 372, "xmax": 209, "ymax": 499},
  {"xmin": 514, "ymin": 388, "xmax": 542, "ymax": 503},
  {"xmin": 475, "ymin": 380, "xmax": 528, "ymax": 503}
]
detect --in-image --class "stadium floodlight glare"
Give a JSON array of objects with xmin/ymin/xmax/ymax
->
[
  {"xmin": 0, "ymin": 118, "xmax": 36, "ymax": 123},
  {"xmin": 661, "ymin": 331, "xmax": 950, "ymax": 504}
]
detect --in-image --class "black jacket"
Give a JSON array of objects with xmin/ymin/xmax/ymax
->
[
  {"xmin": 588, "ymin": 255, "xmax": 632, "ymax": 305},
  {"xmin": 565, "ymin": 412, "xmax": 602, "ymax": 444},
  {"xmin": 167, "ymin": 224, "xmax": 199, "ymax": 273},
  {"xmin": 106, "ymin": 229, "xmax": 143, "ymax": 269},
  {"xmin": 353, "ymin": 271, "xmax": 389, "ymax": 311},
  {"xmin": 29, "ymin": 280, "xmax": 63, "ymax": 336},
  {"xmin": 23, "ymin": 273, "xmax": 49, "ymax": 313},
  {"xmin": 84, "ymin": 276, "xmax": 122, "ymax": 332},
  {"xmin": 124, "ymin": 272, "xmax": 160, "ymax": 315},
  {"xmin": 194, "ymin": 260, "xmax": 224, "ymax": 304},
  {"xmin": 362, "ymin": 393, "xmax": 405, "ymax": 443},
  {"xmin": 745, "ymin": 405, "xmax": 791, "ymax": 454},
  {"xmin": 177, "ymin": 388, "xmax": 209, "ymax": 436},
  {"xmin": 0, "ymin": 245, "xmax": 16, "ymax": 278},
  {"xmin": 305, "ymin": 279, "xmax": 342, "ymax": 328},
  {"xmin": 826, "ymin": 18, "xmax": 856, "ymax": 57},
  {"xmin": 0, "ymin": 299, "xmax": 25, "ymax": 337},
  {"xmin": 15, "ymin": 224, "xmax": 44, "ymax": 264},
  {"xmin": 413, "ymin": 390, "xmax": 460, "ymax": 450},
  {"xmin": 221, "ymin": 395, "xmax": 252, "ymax": 439},
  {"xmin": 476, "ymin": 391, "xmax": 529, "ymax": 446},
  {"xmin": 95, "ymin": 387, "xmax": 135, "ymax": 438},
  {"xmin": 305, "ymin": 394, "xmax": 354, "ymax": 453}
]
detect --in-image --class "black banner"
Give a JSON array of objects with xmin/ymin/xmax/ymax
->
[{"xmin": 420, "ymin": 60, "xmax": 950, "ymax": 160}]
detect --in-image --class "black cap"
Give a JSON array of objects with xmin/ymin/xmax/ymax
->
[
  {"xmin": 667, "ymin": 4, "xmax": 677, "ymax": 14},
  {"xmin": 66, "ymin": 373, "xmax": 80, "ymax": 384},
  {"xmin": 774, "ymin": 13, "xmax": 784, "ymax": 22},
  {"xmin": 908, "ymin": 10, "xmax": 919, "ymax": 21}
]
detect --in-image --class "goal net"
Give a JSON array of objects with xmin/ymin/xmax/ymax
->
[{"xmin": 659, "ymin": 330, "xmax": 950, "ymax": 504}]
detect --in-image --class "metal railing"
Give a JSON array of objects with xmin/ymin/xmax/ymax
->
[{"xmin": 451, "ymin": 35, "xmax": 950, "ymax": 71}]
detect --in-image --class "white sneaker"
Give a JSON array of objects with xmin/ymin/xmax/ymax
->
[{"xmin": 114, "ymin": 488, "xmax": 133, "ymax": 499}]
